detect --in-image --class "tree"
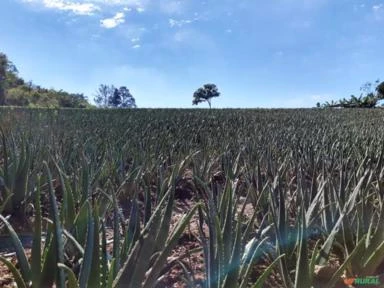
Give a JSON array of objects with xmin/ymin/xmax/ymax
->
[
  {"xmin": 94, "ymin": 84, "xmax": 137, "ymax": 108},
  {"xmin": 376, "ymin": 81, "xmax": 384, "ymax": 98},
  {"xmin": 0, "ymin": 53, "xmax": 17, "ymax": 105},
  {"xmin": 94, "ymin": 84, "xmax": 114, "ymax": 107},
  {"xmin": 0, "ymin": 54, "xmax": 6, "ymax": 105},
  {"xmin": 192, "ymin": 83, "xmax": 220, "ymax": 109},
  {"xmin": 0, "ymin": 52, "xmax": 19, "ymax": 106},
  {"xmin": 119, "ymin": 86, "xmax": 136, "ymax": 108},
  {"xmin": 59, "ymin": 93, "xmax": 87, "ymax": 108},
  {"xmin": 109, "ymin": 88, "xmax": 122, "ymax": 107}
]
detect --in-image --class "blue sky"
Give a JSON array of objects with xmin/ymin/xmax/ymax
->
[{"xmin": 0, "ymin": 0, "xmax": 383, "ymax": 108}]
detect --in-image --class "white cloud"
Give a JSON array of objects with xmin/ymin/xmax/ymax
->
[
  {"xmin": 373, "ymin": 4, "xmax": 384, "ymax": 11},
  {"xmin": 131, "ymin": 37, "xmax": 140, "ymax": 42},
  {"xmin": 100, "ymin": 12, "xmax": 125, "ymax": 28},
  {"xmin": 22, "ymin": 0, "xmax": 193, "ymax": 19},
  {"xmin": 169, "ymin": 18, "xmax": 194, "ymax": 27},
  {"xmin": 168, "ymin": 14, "xmax": 200, "ymax": 28},
  {"xmin": 92, "ymin": 0, "xmax": 149, "ymax": 7},
  {"xmin": 372, "ymin": 3, "xmax": 384, "ymax": 20},
  {"xmin": 132, "ymin": 44, "xmax": 141, "ymax": 49},
  {"xmin": 25, "ymin": 0, "xmax": 100, "ymax": 15},
  {"xmin": 22, "ymin": 0, "xmax": 150, "ymax": 14},
  {"xmin": 136, "ymin": 7, "xmax": 145, "ymax": 13}
]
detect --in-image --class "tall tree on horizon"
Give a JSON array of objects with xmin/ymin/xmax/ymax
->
[
  {"xmin": 192, "ymin": 83, "xmax": 220, "ymax": 109},
  {"xmin": 119, "ymin": 86, "xmax": 136, "ymax": 108},
  {"xmin": 94, "ymin": 84, "xmax": 115, "ymax": 108}
]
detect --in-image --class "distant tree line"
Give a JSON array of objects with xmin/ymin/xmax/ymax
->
[
  {"xmin": 1, "ymin": 49, "xmax": 219, "ymax": 110},
  {"xmin": 317, "ymin": 80, "xmax": 384, "ymax": 108},
  {"xmin": 94, "ymin": 84, "xmax": 137, "ymax": 108},
  {"xmin": 0, "ymin": 52, "xmax": 90, "ymax": 108}
]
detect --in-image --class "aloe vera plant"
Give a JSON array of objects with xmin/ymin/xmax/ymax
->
[
  {"xmin": 0, "ymin": 129, "xmax": 31, "ymax": 217},
  {"xmin": 191, "ymin": 152, "xmax": 283, "ymax": 288}
]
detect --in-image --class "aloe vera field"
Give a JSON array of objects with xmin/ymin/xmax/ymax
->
[{"xmin": 1, "ymin": 107, "xmax": 384, "ymax": 288}]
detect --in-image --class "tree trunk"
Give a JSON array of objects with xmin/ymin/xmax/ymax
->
[
  {"xmin": 0, "ymin": 54, "xmax": 7, "ymax": 106},
  {"xmin": 0, "ymin": 73, "xmax": 5, "ymax": 106},
  {"xmin": 0, "ymin": 85, "xmax": 4, "ymax": 106}
]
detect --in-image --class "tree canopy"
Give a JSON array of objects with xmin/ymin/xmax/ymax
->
[{"xmin": 192, "ymin": 83, "xmax": 220, "ymax": 109}]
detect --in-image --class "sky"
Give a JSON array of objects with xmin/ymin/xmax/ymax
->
[{"xmin": 0, "ymin": 0, "xmax": 383, "ymax": 108}]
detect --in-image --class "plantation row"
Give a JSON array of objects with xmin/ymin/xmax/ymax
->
[{"xmin": 1, "ymin": 107, "xmax": 384, "ymax": 287}]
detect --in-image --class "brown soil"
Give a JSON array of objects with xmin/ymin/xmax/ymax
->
[{"xmin": 0, "ymin": 249, "xmax": 30, "ymax": 288}]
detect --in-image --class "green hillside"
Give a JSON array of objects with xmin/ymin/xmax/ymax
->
[{"xmin": 0, "ymin": 52, "xmax": 91, "ymax": 108}]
